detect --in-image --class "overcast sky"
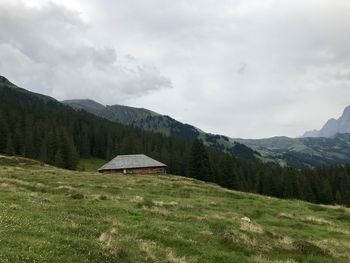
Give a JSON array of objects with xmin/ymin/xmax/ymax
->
[{"xmin": 1, "ymin": 0, "xmax": 350, "ymax": 138}]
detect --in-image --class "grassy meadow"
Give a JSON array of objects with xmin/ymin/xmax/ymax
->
[{"xmin": 0, "ymin": 155, "xmax": 350, "ymax": 262}]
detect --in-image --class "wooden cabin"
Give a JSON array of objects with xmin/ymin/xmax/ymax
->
[{"xmin": 98, "ymin": 154, "xmax": 166, "ymax": 174}]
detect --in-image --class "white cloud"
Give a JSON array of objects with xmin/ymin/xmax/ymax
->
[
  {"xmin": 0, "ymin": 1, "xmax": 172, "ymax": 104},
  {"xmin": 1, "ymin": 0, "xmax": 350, "ymax": 138}
]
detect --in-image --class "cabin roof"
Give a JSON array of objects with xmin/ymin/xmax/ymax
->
[{"xmin": 98, "ymin": 154, "xmax": 166, "ymax": 171}]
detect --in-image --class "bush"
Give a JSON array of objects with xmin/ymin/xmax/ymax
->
[
  {"xmin": 70, "ymin": 192, "xmax": 84, "ymax": 200},
  {"xmin": 99, "ymin": 195, "xmax": 108, "ymax": 200}
]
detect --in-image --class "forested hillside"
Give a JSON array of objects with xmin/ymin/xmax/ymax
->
[
  {"xmin": 1, "ymin": 76, "xmax": 350, "ymax": 207},
  {"xmin": 63, "ymin": 99, "xmax": 259, "ymax": 160},
  {"xmin": 0, "ymin": 77, "xmax": 190, "ymax": 174}
]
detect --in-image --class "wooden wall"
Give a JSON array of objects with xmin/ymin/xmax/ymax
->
[{"xmin": 100, "ymin": 167, "xmax": 166, "ymax": 174}]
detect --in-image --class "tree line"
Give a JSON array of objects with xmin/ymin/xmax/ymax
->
[
  {"xmin": 0, "ymin": 82, "xmax": 350, "ymax": 207},
  {"xmin": 189, "ymin": 140, "xmax": 350, "ymax": 206}
]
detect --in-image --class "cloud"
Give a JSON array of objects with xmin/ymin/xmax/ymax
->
[
  {"xmin": 109, "ymin": 0, "xmax": 350, "ymax": 138},
  {"xmin": 1, "ymin": 0, "xmax": 350, "ymax": 138},
  {"xmin": 237, "ymin": 63, "xmax": 247, "ymax": 75},
  {"xmin": 0, "ymin": 1, "xmax": 172, "ymax": 104}
]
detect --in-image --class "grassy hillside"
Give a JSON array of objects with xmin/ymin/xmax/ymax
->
[{"xmin": 0, "ymin": 156, "xmax": 350, "ymax": 262}]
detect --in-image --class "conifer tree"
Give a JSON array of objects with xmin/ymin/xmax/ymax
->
[
  {"xmin": 54, "ymin": 149, "xmax": 65, "ymax": 168},
  {"xmin": 5, "ymin": 134, "xmax": 14, "ymax": 155},
  {"xmin": 188, "ymin": 139, "xmax": 211, "ymax": 181},
  {"xmin": 0, "ymin": 114, "xmax": 8, "ymax": 152},
  {"xmin": 60, "ymin": 132, "xmax": 79, "ymax": 170},
  {"xmin": 38, "ymin": 142, "xmax": 48, "ymax": 163},
  {"xmin": 80, "ymin": 133, "xmax": 91, "ymax": 158},
  {"xmin": 319, "ymin": 178, "xmax": 334, "ymax": 204}
]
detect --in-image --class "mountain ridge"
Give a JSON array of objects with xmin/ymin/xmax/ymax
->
[
  {"xmin": 4, "ymin": 76, "xmax": 350, "ymax": 169},
  {"xmin": 303, "ymin": 105, "xmax": 350, "ymax": 138},
  {"xmin": 236, "ymin": 133, "xmax": 350, "ymax": 168},
  {"xmin": 64, "ymin": 98, "xmax": 350, "ymax": 168},
  {"xmin": 63, "ymin": 98, "xmax": 260, "ymax": 160}
]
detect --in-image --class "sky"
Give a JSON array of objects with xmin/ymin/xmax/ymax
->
[{"xmin": 1, "ymin": 0, "xmax": 350, "ymax": 139}]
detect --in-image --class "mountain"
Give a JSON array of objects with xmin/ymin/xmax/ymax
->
[
  {"xmin": 0, "ymin": 75, "xmax": 275, "ymax": 197},
  {"xmin": 303, "ymin": 105, "xmax": 350, "ymax": 137},
  {"xmin": 2, "ymin": 75, "xmax": 350, "ymax": 207},
  {"xmin": 63, "ymin": 99, "xmax": 105, "ymax": 115},
  {"xmin": 0, "ymin": 76, "xmax": 56, "ymax": 103},
  {"xmin": 4, "ymin": 75, "xmax": 350, "ymax": 170},
  {"xmin": 0, "ymin": 75, "xmax": 199, "ymax": 173},
  {"xmin": 63, "ymin": 99, "xmax": 202, "ymax": 140},
  {"xmin": 235, "ymin": 133, "xmax": 350, "ymax": 168},
  {"xmin": 235, "ymin": 105, "xmax": 350, "ymax": 168},
  {"xmin": 302, "ymin": 129, "xmax": 319, "ymax": 138},
  {"xmin": 63, "ymin": 99, "xmax": 259, "ymax": 160},
  {"xmin": 64, "ymin": 99, "xmax": 350, "ymax": 168}
]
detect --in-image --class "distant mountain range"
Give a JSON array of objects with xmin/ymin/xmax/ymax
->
[
  {"xmin": 64, "ymin": 99, "xmax": 350, "ymax": 168},
  {"xmin": 303, "ymin": 106, "xmax": 350, "ymax": 137},
  {"xmin": 235, "ymin": 133, "xmax": 350, "ymax": 168},
  {"xmin": 62, "ymin": 99, "xmax": 259, "ymax": 160}
]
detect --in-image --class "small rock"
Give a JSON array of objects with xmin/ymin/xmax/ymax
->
[{"xmin": 241, "ymin": 216, "xmax": 251, "ymax": 223}]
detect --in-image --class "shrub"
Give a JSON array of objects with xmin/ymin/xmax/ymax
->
[
  {"xmin": 99, "ymin": 195, "xmax": 108, "ymax": 201},
  {"xmin": 70, "ymin": 192, "xmax": 84, "ymax": 200}
]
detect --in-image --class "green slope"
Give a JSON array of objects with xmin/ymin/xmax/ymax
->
[
  {"xmin": 235, "ymin": 134, "xmax": 350, "ymax": 168},
  {"xmin": 1, "ymin": 155, "xmax": 349, "ymax": 262}
]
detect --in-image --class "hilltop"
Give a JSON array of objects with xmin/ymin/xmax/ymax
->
[{"xmin": 0, "ymin": 155, "xmax": 350, "ymax": 262}]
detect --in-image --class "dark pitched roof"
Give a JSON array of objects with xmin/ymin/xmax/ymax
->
[{"xmin": 98, "ymin": 154, "xmax": 166, "ymax": 171}]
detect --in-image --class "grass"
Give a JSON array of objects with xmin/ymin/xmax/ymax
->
[
  {"xmin": 0, "ymin": 155, "xmax": 350, "ymax": 262},
  {"xmin": 79, "ymin": 158, "xmax": 106, "ymax": 172}
]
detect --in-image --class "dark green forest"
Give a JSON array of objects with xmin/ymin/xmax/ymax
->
[{"xmin": 0, "ymin": 77, "xmax": 350, "ymax": 207}]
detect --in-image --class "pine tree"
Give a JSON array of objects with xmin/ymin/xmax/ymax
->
[
  {"xmin": 47, "ymin": 130, "xmax": 58, "ymax": 164},
  {"xmin": 13, "ymin": 123, "xmax": 24, "ymax": 155},
  {"xmin": 60, "ymin": 132, "xmax": 79, "ymax": 170},
  {"xmin": 188, "ymin": 139, "xmax": 211, "ymax": 181},
  {"xmin": 54, "ymin": 149, "xmax": 65, "ymax": 168},
  {"xmin": 282, "ymin": 170, "xmax": 295, "ymax": 199},
  {"xmin": 80, "ymin": 133, "xmax": 90, "ymax": 158},
  {"xmin": 38, "ymin": 142, "xmax": 48, "ymax": 163},
  {"xmin": 0, "ymin": 114, "xmax": 8, "ymax": 152},
  {"xmin": 5, "ymin": 134, "xmax": 14, "ymax": 155},
  {"xmin": 319, "ymin": 178, "xmax": 334, "ymax": 204},
  {"xmin": 24, "ymin": 115, "xmax": 35, "ymax": 158},
  {"xmin": 335, "ymin": 191, "xmax": 342, "ymax": 204}
]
